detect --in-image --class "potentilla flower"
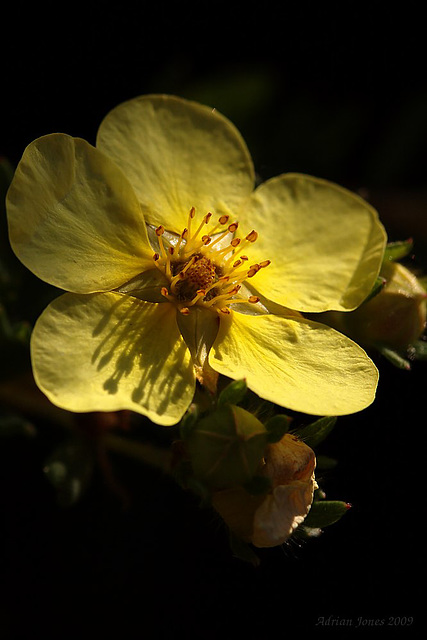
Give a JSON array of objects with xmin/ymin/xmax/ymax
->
[
  {"xmin": 6, "ymin": 95, "xmax": 386, "ymax": 425},
  {"xmin": 212, "ymin": 433, "xmax": 317, "ymax": 547}
]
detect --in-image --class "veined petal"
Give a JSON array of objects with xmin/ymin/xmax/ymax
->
[
  {"xmin": 31, "ymin": 292, "xmax": 195, "ymax": 425},
  {"xmin": 241, "ymin": 174, "xmax": 387, "ymax": 313},
  {"xmin": 209, "ymin": 311, "xmax": 379, "ymax": 416},
  {"xmin": 96, "ymin": 94, "xmax": 255, "ymax": 233},
  {"xmin": 7, "ymin": 134, "xmax": 154, "ymax": 293}
]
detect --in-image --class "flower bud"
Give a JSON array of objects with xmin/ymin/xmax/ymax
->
[
  {"xmin": 185, "ymin": 404, "xmax": 267, "ymax": 490},
  {"xmin": 344, "ymin": 261, "xmax": 426, "ymax": 349},
  {"xmin": 212, "ymin": 433, "xmax": 317, "ymax": 547}
]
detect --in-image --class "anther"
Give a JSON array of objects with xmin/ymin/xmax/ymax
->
[
  {"xmin": 180, "ymin": 307, "xmax": 190, "ymax": 315},
  {"xmin": 230, "ymin": 237, "xmax": 241, "ymax": 247},
  {"xmin": 247, "ymin": 268, "xmax": 258, "ymax": 278},
  {"xmin": 259, "ymin": 260, "xmax": 271, "ymax": 268},
  {"xmin": 248, "ymin": 296, "xmax": 260, "ymax": 303},
  {"xmin": 228, "ymin": 222, "xmax": 239, "ymax": 233},
  {"xmin": 161, "ymin": 287, "xmax": 170, "ymax": 298},
  {"xmin": 246, "ymin": 230, "xmax": 258, "ymax": 242},
  {"xmin": 153, "ymin": 252, "xmax": 160, "ymax": 262},
  {"xmin": 155, "ymin": 225, "xmax": 165, "ymax": 236},
  {"xmin": 218, "ymin": 215, "xmax": 229, "ymax": 225}
]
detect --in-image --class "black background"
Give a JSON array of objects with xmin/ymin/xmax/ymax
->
[{"xmin": 1, "ymin": 2, "xmax": 426, "ymax": 638}]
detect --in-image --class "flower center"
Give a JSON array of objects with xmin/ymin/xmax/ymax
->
[{"xmin": 152, "ymin": 207, "xmax": 270, "ymax": 315}]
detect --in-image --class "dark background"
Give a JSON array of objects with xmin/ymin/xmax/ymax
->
[{"xmin": 1, "ymin": 2, "xmax": 426, "ymax": 638}]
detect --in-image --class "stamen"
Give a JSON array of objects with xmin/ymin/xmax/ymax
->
[
  {"xmin": 202, "ymin": 221, "xmax": 238, "ymax": 254},
  {"xmin": 155, "ymin": 225, "xmax": 167, "ymax": 259},
  {"xmin": 187, "ymin": 289, "xmax": 207, "ymax": 307},
  {"xmin": 247, "ymin": 267, "xmax": 259, "ymax": 278},
  {"xmin": 187, "ymin": 206, "xmax": 196, "ymax": 239},
  {"xmin": 169, "ymin": 256, "xmax": 197, "ymax": 293},
  {"xmin": 165, "ymin": 246, "xmax": 174, "ymax": 279},
  {"xmin": 204, "ymin": 214, "xmax": 231, "ymax": 237},
  {"xmin": 204, "ymin": 285, "xmax": 241, "ymax": 308},
  {"xmin": 175, "ymin": 228, "xmax": 188, "ymax": 253},
  {"xmin": 151, "ymin": 211, "xmax": 268, "ymax": 315}
]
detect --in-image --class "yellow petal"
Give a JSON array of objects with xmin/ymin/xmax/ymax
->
[
  {"xmin": 241, "ymin": 173, "xmax": 387, "ymax": 312},
  {"xmin": 7, "ymin": 134, "xmax": 154, "ymax": 293},
  {"xmin": 31, "ymin": 292, "xmax": 195, "ymax": 425},
  {"xmin": 252, "ymin": 479, "xmax": 316, "ymax": 547},
  {"xmin": 209, "ymin": 311, "xmax": 379, "ymax": 416},
  {"xmin": 96, "ymin": 95, "xmax": 255, "ymax": 234}
]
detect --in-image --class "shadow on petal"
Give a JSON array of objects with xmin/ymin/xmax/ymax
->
[{"xmin": 88, "ymin": 293, "xmax": 195, "ymax": 422}]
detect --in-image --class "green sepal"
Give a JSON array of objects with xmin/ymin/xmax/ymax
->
[
  {"xmin": 304, "ymin": 499, "xmax": 350, "ymax": 528},
  {"xmin": 378, "ymin": 345, "xmax": 411, "ymax": 370},
  {"xmin": 264, "ymin": 414, "xmax": 292, "ymax": 443},
  {"xmin": 243, "ymin": 475, "xmax": 272, "ymax": 496},
  {"xmin": 229, "ymin": 532, "xmax": 260, "ymax": 567},
  {"xmin": 362, "ymin": 276, "xmax": 387, "ymax": 303},
  {"xmin": 383, "ymin": 239, "xmax": 413, "ymax": 262},
  {"xmin": 294, "ymin": 416, "xmax": 337, "ymax": 448},
  {"xmin": 217, "ymin": 378, "xmax": 247, "ymax": 407}
]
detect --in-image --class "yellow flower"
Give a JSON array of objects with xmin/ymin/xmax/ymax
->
[
  {"xmin": 212, "ymin": 434, "xmax": 317, "ymax": 547},
  {"xmin": 6, "ymin": 95, "xmax": 386, "ymax": 425}
]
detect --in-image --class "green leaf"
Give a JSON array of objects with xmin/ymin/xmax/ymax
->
[
  {"xmin": 304, "ymin": 500, "xmax": 350, "ymax": 528},
  {"xmin": 294, "ymin": 416, "xmax": 337, "ymax": 448},
  {"xmin": 383, "ymin": 239, "xmax": 413, "ymax": 262},
  {"xmin": 264, "ymin": 414, "xmax": 292, "ymax": 443},
  {"xmin": 217, "ymin": 378, "xmax": 247, "ymax": 407}
]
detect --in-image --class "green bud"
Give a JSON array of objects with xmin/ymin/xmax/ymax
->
[
  {"xmin": 322, "ymin": 261, "xmax": 426, "ymax": 352},
  {"xmin": 346, "ymin": 261, "xmax": 426, "ymax": 349},
  {"xmin": 186, "ymin": 405, "xmax": 268, "ymax": 490}
]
